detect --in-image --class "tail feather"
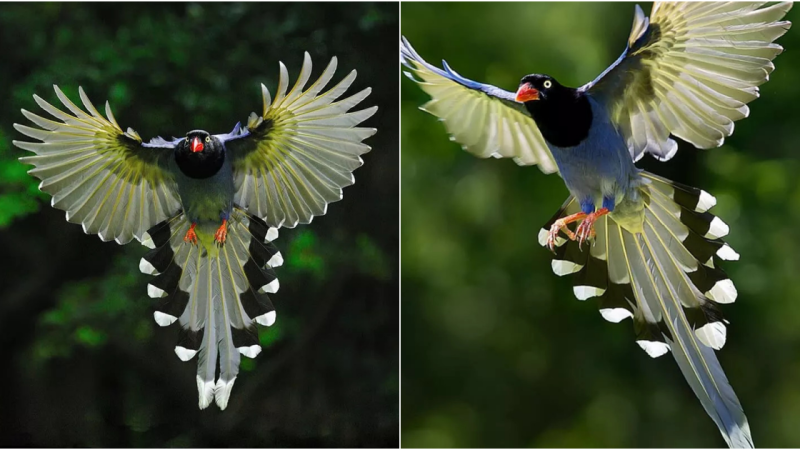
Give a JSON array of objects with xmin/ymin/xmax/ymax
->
[
  {"xmin": 195, "ymin": 254, "xmax": 218, "ymax": 409},
  {"xmin": 540, "ymin": 172, "xmax": 752, "ymax": 448},
  {"xmin": 175, "ymin": 329, "xmax": 202, "ymax": 361},
  {"xmin": 139, "ymin": 208, "xmax": 282, "ymax": 410}
]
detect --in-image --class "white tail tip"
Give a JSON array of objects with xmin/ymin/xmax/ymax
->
[
  {"xmin": 197, "ymin": 376, "xmax": 215, "ymax": 410},
  {"xmin": 637, "ymin": 340, "xmax": 670, "ymax": 358},
  {"xmin": 154, "ymin": 311, "xmax": 177, "ymax": 327},
  {"xmin": 214, "ymin": 377, "xmax": 237, "ymax": 410},
  {"xmin": 147, "ymin": 284, "xmax": 167, "ymax": 298},
  {"xmin": 139, "ymin": 258, "xmax": 158, "ymax": 275},
  {"xmin": 256, "ymin": 310, "xmax": 277, "ymax": 327},
  {"xmin": 238, "ymin": 345, "xmax": 262, "ymax": 358},
  {"xmin": 175, "ymin": 346, "xmax": 198, "ymax": 361},
  {"xmin": 258, "ymin": 279, "xmax": 280, "ymax": 294}
]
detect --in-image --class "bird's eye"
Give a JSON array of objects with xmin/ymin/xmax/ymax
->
[
  {"xmin": 543, "ymin": 80, "xmax": 552, "ymax": 89},
  {"xmin": 205, "ymin": 136, "xmax": 211, "ymax": 143}
]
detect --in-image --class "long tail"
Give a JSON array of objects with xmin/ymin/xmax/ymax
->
[
  {"xmin": 540, "ymin": 171, "xmax": 751, "ymax": 448},
  {"xmin": 137, "ymin": 208, "xmax": 283, "ymax": 410}
]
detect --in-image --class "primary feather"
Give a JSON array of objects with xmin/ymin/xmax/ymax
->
[
  {"xmin": 588, "ymin": 2, "xmax": 792, "ymax": 161},
  {"xmin": 14, "ymin": 86, "xmax": 181, "ymax": 244},
  {"xmin": 401, "ymin": 37, "xmax": 558, "ymax": 172},
  {"xmin": 222, "ymin": 52, "xmax": 378, "ymax": 228}
]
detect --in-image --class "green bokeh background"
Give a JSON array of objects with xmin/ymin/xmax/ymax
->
[
  {"xmin": 0, "ymin": 2, "xmax": 398, "ymax": 447},
  {"xmin": 402, "ymin": 2, "xmax": 800, "ymax": 448}
]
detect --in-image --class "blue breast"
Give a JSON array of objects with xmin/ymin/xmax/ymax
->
[
  {"xmin": 547, "ymin": 96, "xmax": 639, "ymax": 212},
  {"xmin": 172, "ymin": 154, "xmax": 235, "ymax": 224}
]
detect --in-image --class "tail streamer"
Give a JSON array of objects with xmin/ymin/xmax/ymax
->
[
  {"xmin": 539, "ymin": 172, "xmax": 750, "ymax": 448},
  {"xmin": 138, "ymin": 208, "xmax": 283, "ymax": 409}
]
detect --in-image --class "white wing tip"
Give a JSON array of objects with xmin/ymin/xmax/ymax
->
[
  {"xmin": 258, "ymin": 279, "xmax": 280, "ymax": 294},
  {"xmin": 256, "ymin": 310, "xmax": 277, "ymax": 327},
  {"xmin": 573, "ymin": 285, "xmax": 605, "ymax": 301},
  {"xmin": 266, "ymin": 227, "xmax": 279, "ymax": 242},
  {"xmin": 154, "ymin": 311, "xmax": 177, "ymax": 327},
  {"xmin": 637, "ymin": 340, "xmax": 670, "ymax": 358},
  {"xmin": 175, "ymin": 346, "xmax": 198, "ymax": 361}
]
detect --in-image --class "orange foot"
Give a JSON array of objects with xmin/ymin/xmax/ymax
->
[
  {"xmin": 575, "ymin": 208, "xmax": 609, "ymax": 248},
  {"xmin": 214, "ymin": 219, "xmax": 228, "ymax": 246},
  {"xmin": 547, "ymin": 212, "xmax": 585, "ymax": 253},
  {"xmin": 184, "ymin": 223, "xmax": 198, "ymax": 245}
]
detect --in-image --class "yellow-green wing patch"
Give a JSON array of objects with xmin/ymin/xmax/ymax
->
[
  {"xmin": 14, "ymin": 86, "xmax": 181, "ymax": 244},
  {"xmin": 589, "ymin": 2, "xmax": 791, "ymax": 161},
  {"xmin": 227, "ymin": 52, "xmax": 377, "ymax": 229}
]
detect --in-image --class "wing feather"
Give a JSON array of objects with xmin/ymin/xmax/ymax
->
[
  {"xmin": 14, "ymin": 86, "xmax": 181, "ymax": 244},
  {"xmin": 220, "ymin": 53, "xmax": 376, "ymax": 228},
  {"xmin": 401, "ymin": 37, "xmax": 558, "ymax": 173},
  {"xmin": 587, "ymin": 2, "xmax": 791, "ymax": 161}
]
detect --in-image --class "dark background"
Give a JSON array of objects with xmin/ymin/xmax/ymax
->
[
  {"xmin": 0, "ymin": 2, "xmax": 398, "ymax": 447},
  {"xmin": 402, "ymin": 2, "xmax": 800, "ymax": 448}
]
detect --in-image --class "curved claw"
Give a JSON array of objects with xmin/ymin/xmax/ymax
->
[
  {"xmin": 184, "ymin": 223, "xmax": 198, "ymax": 246},
  {"xmin": 575, "ymin": 220, "xmax": 595, "ymax": 248},
  {"xmin": 214, "ymin": 219, "xmax": 228, "ymax": 246},
  {"xmin": 547, "ymin": 219, "xmax": 575, "ymax": 253},
  {"xmin": 546, "ymin": 212, "xmax": 586, "ymax": 253},
  {"xmin": 575, "ymin": 208, "xmax": 609, "ymax": 249}
]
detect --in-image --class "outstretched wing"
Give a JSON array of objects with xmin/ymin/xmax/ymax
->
[
  {"xmin": 219, "ymin": 52, "xmax": 377, "ymax": 229},
  {"xmin": 14, "ymin": 86, "xmax": 181, "ymax": 244},
  {"xmin": 587, "ymin": 2, "xmax": 792, "ymax": 161},
  {"xmin": 401, "ymin": 37, "xmax": 558, "ymax": 174}
]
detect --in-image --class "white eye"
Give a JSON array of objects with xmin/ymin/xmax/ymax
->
[
  {"xmin": 543, "ymin": 80, "xmax": 552, "ymax": 89},
  {"xmin": 205, "ymin": 136, "xmax": 211, "ymax": 143}
]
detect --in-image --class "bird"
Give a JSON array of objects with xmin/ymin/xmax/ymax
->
[
  {"xmin": 14, "ymin": 52, "xmax": 377, "ymax": 410},
  {"xmin": 402, "ymin": 2, "xmax": 790, "ymax": 447}
]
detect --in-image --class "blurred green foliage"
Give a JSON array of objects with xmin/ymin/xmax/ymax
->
[
  {"xmin": 402, "ymin": 2, "xmax": 800, "ymax": 448},
  {"xmin": 0, "ymin": 2, "xmax": 397, "ymax": 447}
]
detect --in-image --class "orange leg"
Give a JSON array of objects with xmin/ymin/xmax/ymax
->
[
  {"xmin": 184, "ymin": 223, "xmax": 198, "ymax": 245},
  {"xmin": 214, "ymin": 219, "xmax": 228, "ymax": 246},
  {"xmin": 547, "ymin": 212, "xmax": 586, "ymax": 253},
  {"xmin": 575, "ymin": 208, "xmax": 609, "ymax": 248}
]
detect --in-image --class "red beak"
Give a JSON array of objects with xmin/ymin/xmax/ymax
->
[
  {"xmin": 190, "ymin": 137, "xmax": 204, "ymax": 153},
  {"xmin": 515, "ymin": 83, "xmax": 540, "ymax": 102}
]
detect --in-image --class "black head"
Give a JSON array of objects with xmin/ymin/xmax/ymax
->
[
  {"xmin": 515, "ymin": 74, "xmax": 592, "ymax": 148},
  {"xmin": 515, "ymin": 74, "xmax": 569, "ymax": 103},
  {"xmin": 174, "ymin": 130, "xmax": 225, "ymax": 179}
]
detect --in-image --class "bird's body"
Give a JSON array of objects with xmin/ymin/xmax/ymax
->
[
  {"xmin": 402, "ymin": 2, "xmax": 791, "ymax": 447},
  {"xmin": 539, "ymin": 93, "xmax": 642, "ymax": 216},
  {"xmin": 170, "ymin": 131, "xmax": 236, "ymax": 252},
  {"xmin": 15, "ymin": 52, "xmax": 378, "ymax": 410}
]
